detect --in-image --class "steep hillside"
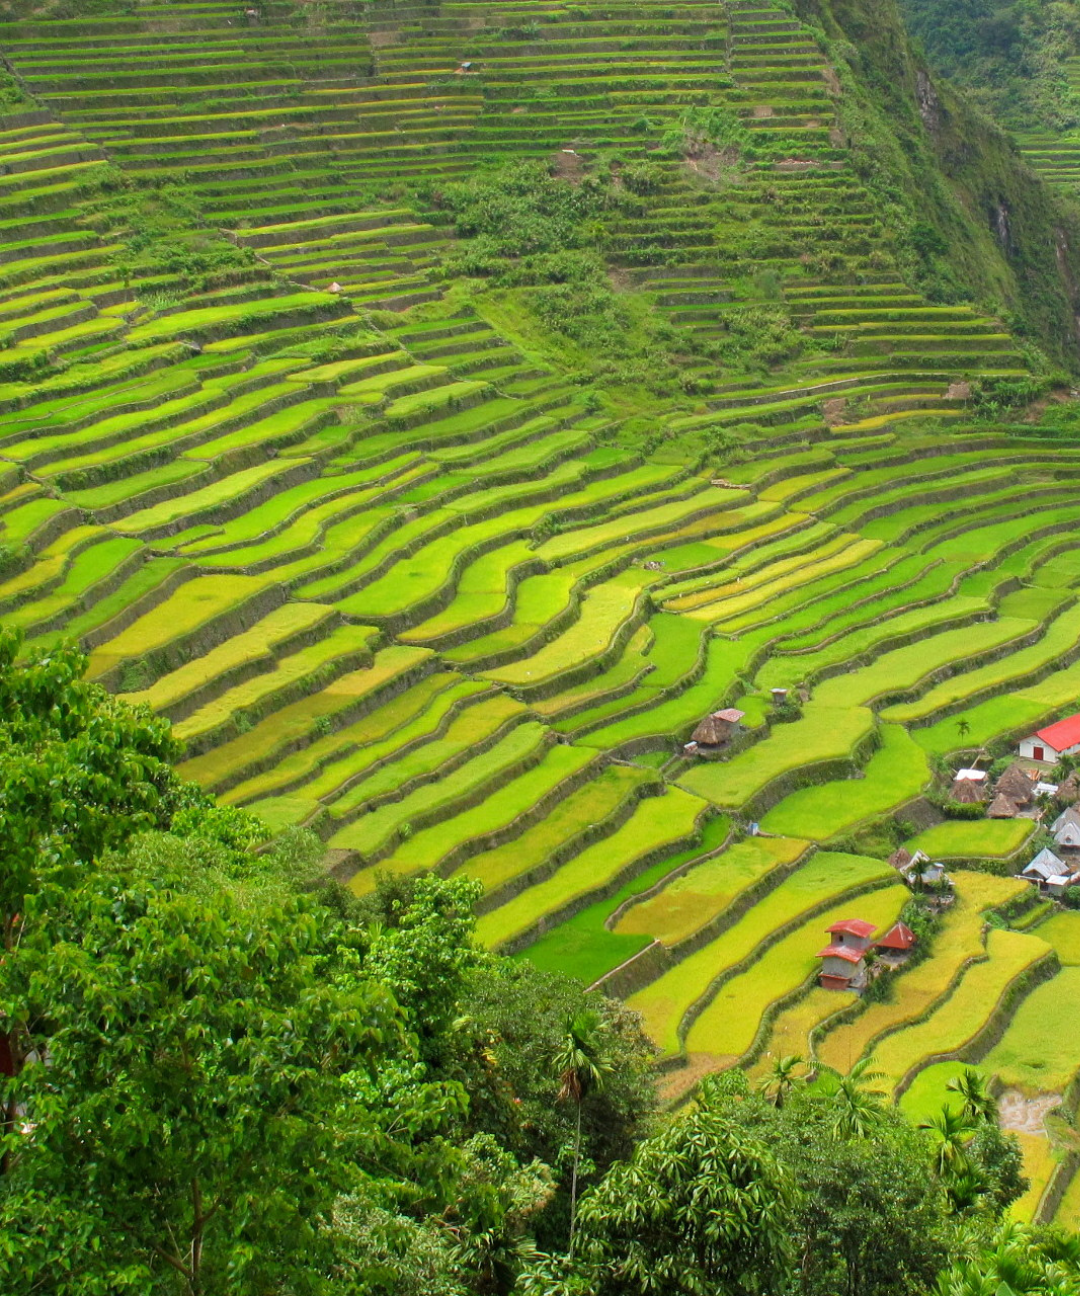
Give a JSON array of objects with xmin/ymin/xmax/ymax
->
[
  {"xmin": 2, "ymin": 0, "xmax": 1080, "ymax": 1217},
  {"xmin": 796, "ymin": 0, "xmax": 1080, "ymax": 366},
  {"xmin": 893, "ymin": 0, "xmax": 1080, "ymax": 253},
  {"xmin": 4, "ymin": 0, "xmax": 1080, "ymax": 373},
  {"xmin": 896, "ymin": 0, "xmax": 1080, "ymax": 131}
]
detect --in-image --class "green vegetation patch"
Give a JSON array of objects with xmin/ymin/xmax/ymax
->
[
  {"xmin": 906, "ymin": 819, "xmax": 1034, "ymax": 860},
  {"xmin": 761, "ymin": 724, "xmax": 928, "ymax": 841},
  {"xmin": 458, "ymin": 763, "xmax": 653, "ymax": 895},
  {"xmin": 1036, "ymin": 912, "xmax": 1080, "ymax": 965},
  {"xmin": 523, "ymin": 816, "xmax": 733, "ymax": 987},
  {"xmin": 980, "ymin": 966, "xmax": 1080, "ymax": 1094}
]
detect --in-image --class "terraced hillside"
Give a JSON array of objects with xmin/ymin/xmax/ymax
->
[{"xmin": 3, "ymin": 0, "xmax": 1080, "ymax": 1221}]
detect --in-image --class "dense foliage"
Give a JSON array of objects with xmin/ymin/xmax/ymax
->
[{"xmin": 898, "ymin": 0, "xmax": 1080, "ymax": 128}]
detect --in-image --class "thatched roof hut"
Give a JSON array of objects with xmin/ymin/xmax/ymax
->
[
  {"xmin": 1058, "ymin": 771, "xmax": 1080, "ymax": 803},
  {"xmin": 950, "ymin": 777, "xmax": 985, "ymax": 804},
  {"xmin": 988, "ymin": 792, "xmax": 1019, "ymax": 819},
  {"xmin": 995, "ymin": 764, "xmax": 1035, "ymax": 805},
  {"xmin": 690, "ymin": 708, "xmax": 744, "ymax": 747}
]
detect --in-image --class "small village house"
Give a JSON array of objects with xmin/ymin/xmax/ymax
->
[
  {"xmin": 886, "ymin": 847, "xmax": 941, "ymax": 887},
  {"xmin": 1052, "ymin": 806, "xmax": 1080, "ymax": 850},
  {"xmin": 950, "ymin": 769, "xmax": 987, "ymax": 802},
  {"xmin": 988, "ymin": 792, "xmax": 1020, "ymax": 819},
  {"xmin": 817, "ymin": 918, "xmax": 877, "ymax": 990},
  {"xmin": 1058, "ymin": 770, "xmax": 1080, "ymax": 803},
  {"xmin": 1020, "ymin": 846, "xmax": 1069, "ymax": 889},
  {"xmin": 874, "ymin": 920, "xmax": 917, "ymax": 966},
  {"xmin": 887, "ymin": 846, "xmax": 927, "ymax": 873},
  {"xmin": 955, "ymin": 768, "xmax": 987, "ymax": 784},
  {"xmin": 950, "ymin": 777, "xmax": 985, "ymax": 805},
  {"xmin": 995, "ymin": 763, "xmax": 1037, "ymax": 807},
  {"xmin": 1019, "ymin": 713, "xmax": 1080, "ymax": 764},
  {"xmin": 686, "ymin": 707, "xmax": 745, "ymax": 758}
]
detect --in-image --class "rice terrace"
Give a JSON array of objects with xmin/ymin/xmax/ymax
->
[{"xmin": 8, "ymin": 0, "xmax": 1080, "ymax": 1267}]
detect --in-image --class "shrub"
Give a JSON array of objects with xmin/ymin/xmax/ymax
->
[
  {"xmin": 658, "ymin": 104, "xmax": 750, "ymax": 159},
  {"xmin": 620, "ymin": 161, "xmax": 664, "ymax": 195}
]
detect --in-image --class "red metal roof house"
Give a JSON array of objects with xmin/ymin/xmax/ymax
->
[
  {"xmin": 817, "ymin": 919, "xmax": 876, "ymax": 990},
  {"xmin": 1020, "ymin": 713, "xmax": 1080, "ymax": 764},
  {"xmin": 872, "ymin": 920, "xmax": 918, "ymax": 969}
]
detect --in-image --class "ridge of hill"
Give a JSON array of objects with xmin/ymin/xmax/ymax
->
[{"xmin": 2, "ymin": 0, "xmax": 1080, "ymax": 1221}]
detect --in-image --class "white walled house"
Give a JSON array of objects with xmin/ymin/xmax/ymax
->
[
  {"xmin": 1019, "ymin": 714, "xmax": 1080, "ymax": 763},
  {"xmin": 1020, "ymin": 847, "xmax": 1068, "ymax": 888},
  {"xmin": 817, "ymin": 919, "xmax": 876, "ymax": 990},
  {"xmin": 1053, "ymin": 807, "xmax": 1080, "ymax": 850}
]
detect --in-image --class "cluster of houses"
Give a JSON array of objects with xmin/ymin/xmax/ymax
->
[
  {"xmin": 814, "ymin": 715, "xmax": 1080, "ymax": 993},
  {"xmin": 959, "ymin": 713, "xmax": 1080, "ymax": 897},
  {"xmin": 817, "ymin": 917, "xmax": 917, "ymax": 991},
  {"xmin": 946, "ymin": 762, "xmax": 1065, "ymax": 819},
  {"xmin": 1019, "ymin": 802, "xmax": 1080, "ymax": 895}
]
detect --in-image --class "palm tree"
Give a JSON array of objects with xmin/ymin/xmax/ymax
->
[
  {"xmin": 554, "ymin": 1010, "xmax": 611, "ymax": 1256},
  {"xmin": 919, "ymin": 1105, "xmax": 976, "ymax": 1179},
  {"xmin": 956, "ymin": 718, "xmax": 971, "ymax": 741},
  {"xmin": 758, "ymin": 1053, "xmax": 805, "ymax": 1110},
  {"xmin": 946, "ymin": 1068, "xmax": 997, "ymax": 1125},
  {"xmin": 830, "ymin": 1057, "xmax": 886, "ymax": 1139},
  {"xmin": 943, "ymin": 1167, "xmax": 990, "ymax": 1216}
]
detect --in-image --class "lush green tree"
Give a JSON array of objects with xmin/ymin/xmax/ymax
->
[
  {"xmin": 774, "ymin": 1092, "xmax": 955, "ymax": 1296},
  {"xmin": 0, "ymin": 849, "xmax": 572, "ymax": 1296},
  {"xmin": 758, "ymin": 1052, "xmax": 806, "ymax": 1109},
  {"xmin": 920, "ymin": 1106, "xmax": 978, "ymax": 1179},
  {"xmin": 561, "ymin": 1075, "xmax": 795, "ymax": 1295},
  {"xmin": 821, "ymin": 1057, "xmax": 888, "ymax": 1139},
  {"xmin": 449, "ymin": 958, "xmax": 657, "ymax": 1248},
  {"xmin": 936, "ymin": 1221, "xmax": 1080, "ymax": 1295},
  {"xmin": 688, "ymin": 1071, "xmax": 956, "ymax": 1296},
  {"xmin": 965, "ymin": 1121, "xmax": 1028, "ymax": 1217},
  {"xmin": 553, "ymin": 1011, "xmax": 611, "ymax": 1255},
  {"xmin": 0, "ymin": 874, "xmax": 413, "ymax": 1295},
  {"xmin": 946, "ymin": 1069, "xmax": 998, "ymax": 1125},
  {"xmin": 0, "ymin": 629, "xmax": 187, "ymax": 1147},
  {"xmin": 121, "ymin": 807, "xmax": 327, "ymax": 909},
  {"xmin": 333, "ymin": 1134, "xmax": 553, "ymax": 1296},
  {"xmin": 354, "ymin": 872, "xmax": 483, "ymax": 1062},
  {"xmin": 0, "ymin": 629, "xmax": 182, "ymax": 949}
]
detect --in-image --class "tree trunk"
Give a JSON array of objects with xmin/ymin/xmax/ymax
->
[{"xmin": 568, "ymin": 1101, "xmax": 582, "ymax": 1257}]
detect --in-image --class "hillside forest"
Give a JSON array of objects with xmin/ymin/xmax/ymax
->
[{"xmin": 5, "ymin": 0, "xmax": 1080, "ymax": 1291}]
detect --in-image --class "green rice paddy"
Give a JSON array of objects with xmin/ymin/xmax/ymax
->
[{"xmin": 1, "ymin": 0, "xmax": 1077, "ymax": 1115}]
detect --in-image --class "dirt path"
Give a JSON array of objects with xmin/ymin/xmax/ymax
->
[{"xmin": 999, "ymin": 1088, "xmax": 1062, "ymax": 1134}]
